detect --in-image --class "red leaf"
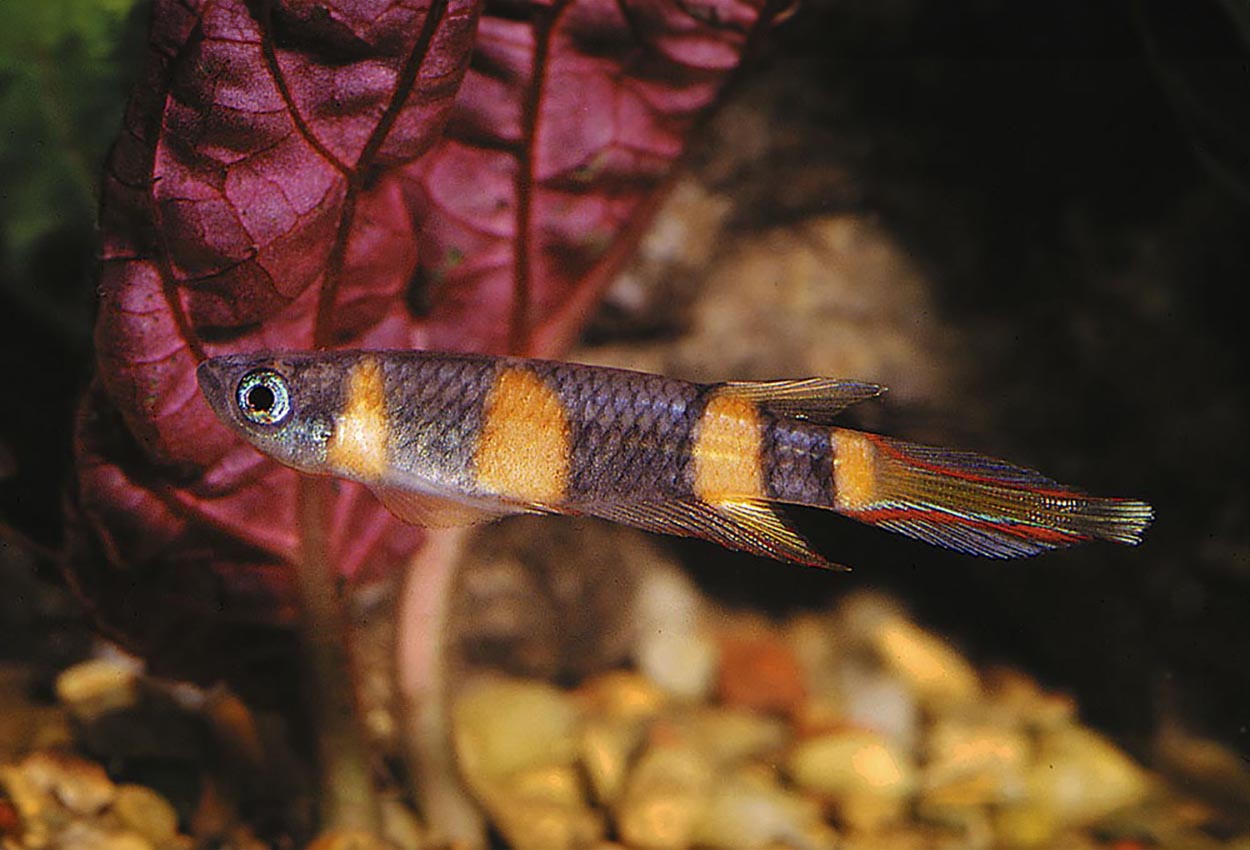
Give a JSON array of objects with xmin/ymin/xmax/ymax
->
[{"xmin": 71, "ymin": 0, "xmax": 782, "ymax": 675}]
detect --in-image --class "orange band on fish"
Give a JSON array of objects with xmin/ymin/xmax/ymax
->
[
  {"xmin": 474, "ymin": 366, "xmax": 571, "ymax": 506},
  {"xmin": 830, "ymin": 428, "xmax": 879, "ymax": 511},
  {"xmin": 326, "ymin": 356, "xmax": 389, "ymax": 482},
  {"xmin": 693, "ymin": 392, "xmax": 766, "ymax": 501}
]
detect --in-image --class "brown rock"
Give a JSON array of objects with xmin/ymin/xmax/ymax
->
[{"xmin": 717, "ymin": 624, "xmax": 807, "ymax": 716}]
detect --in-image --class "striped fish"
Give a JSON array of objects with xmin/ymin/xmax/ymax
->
[{"xmin": 197, "ymin": 351, "xmax": 1153, "ymax": 568}]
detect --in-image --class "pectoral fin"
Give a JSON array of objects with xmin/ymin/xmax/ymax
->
[
  {"xmin": 592, "ymin": 498, "xmax": 842, "ymax": 569},
  {"xmin": 370, "ymin": 485, "xmax": 521, "ymax": 528}
]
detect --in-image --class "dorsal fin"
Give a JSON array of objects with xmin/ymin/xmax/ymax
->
[
  {"xmin": 591, "ymin": 498, "xmax": 845, "ymax": 570},
  {"xmin": 718, "ymin": 379, "xmax": 884, "ymax": 423}
]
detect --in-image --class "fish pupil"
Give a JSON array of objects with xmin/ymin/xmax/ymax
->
[{"xmin": 247, "ymin": 385, "xmax": 275, "ymax": 412}]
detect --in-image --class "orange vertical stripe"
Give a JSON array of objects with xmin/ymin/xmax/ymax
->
[
  {"xmin": 474, "ymin": 367, "xmax": 571, "ymax": 505},
  {"xmin": 326, "ymin": 356, "xmax": 389, "ymax": 482},
  {"xmin": 831, "ymin": 428, "xmax": 879, "ymax": 510},
  {"xmin": 693, "ymin": 392, "xmax": 766, "ymax": 501}
]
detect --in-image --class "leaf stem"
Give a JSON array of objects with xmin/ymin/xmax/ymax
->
[
  {"xmin": 395, "ymin": 527, "xmax": 485, "ymax": 848},
  {"xmin": 295, "ymin": 476, "xmax": 383, "ymax": 834},
  {"xmin": 509, "ymin": 0, "xmax": 573, "ymax": 354}
]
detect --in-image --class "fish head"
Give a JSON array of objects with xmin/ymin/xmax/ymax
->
[{"xmin": 197, "ymin": 352, "xmax": 345, "ymax": 475}]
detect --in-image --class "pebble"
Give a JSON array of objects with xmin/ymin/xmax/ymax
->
[
  {"xmin": 1, "ymin": 666, "xmax": 74, "ymax": 759},
  {"xmin": 57, "ymin": 821, "xmax": 155, "ymax": 850},
  {"xmin": 717, "ymin": 621, "xmax": 808, "ymax": 716},
  {"xmin": 788, "ymin": 729, "xmax": 915, "ymax": 798},
  {"xmin": 484, "ymin": 765, "xmax": 605, "ymax": 850},
  {"xmin": 113, "ymin": 784, "xmax": 179, "ymax": 845},
  {"xmin": 54, "ymin": 657, "xmax": 141, "ymax": 725},
  {"xmin": 616, "ymin": 738, "xmax": 714, "ymax": 850},
  {"xmin": 20, "ymin": 750, "xmax": 116, "ymax": 815},
  {"xmin": 10, "ymin": 579, "xmax": 1241, "ymax": 850},
  {"xmin": 0, "ymin": 752, "xmax": 191, "ymax": 850},
  {"xmin": 453, "ymin": 676, "xmax": 581, "ymax": 781},
  {"xmin": 305, "ymin": 829, "xmax": 393, "ymax": 850},
  {"xmin": 783, "ymin": 615, "xmax": 843, "ymax": 698},
  {"xmin": 993, "ymin": 802, "xmax": 1061, "ymax": 848},
  {"xmin": 788, "ymin": 729, "xmax": 917, "ymax": 832},
  {"xmin": 839, "ymin": 662, "xmax": 919, "ymax": 753},
  {"xmin": 920, "ymin": 718, "xmax": 1030, "ymax": 809},
  {"xmin": 451, "ymin": 676, "xmax": 603, "ymax": 848},
  {"xmin": 488, "ymin": 799, "xmax": 604, "ymax": 850},
  {"xmin": 983, "ymin": 667, "xmax": 1077, "ymax": 732},
  {"xmin": 581, "ymin": 716, "xmax": 646, "ymax": 805},
  {"xmin": 637, "ymin": 629, "xmax": 720, "ymax": 706},
  {"xmin": 867, "ymin": 615, "xmax": 980, "ymax": 709},
  {"xmin": 632, "ymin": 567, "xmax": 719, "ymax": 702},
  {"xmin": 681, "ymin": 706, "xmax": 788, "ymax": 767},
  {"xmin": 0, "ymin": 763, "xmax": 53, "ymax": 849},
  {"xmin": 379, "ymin": 796, "xmax": 425, "ymax": 850},
  {"xmin": 576, "ymin": 672, "xmax": 669, "ymax": 722},
  {"xmin": 201, "ymin": 687, "xmax": 267, "ymax": 769},
  {"xmin": 1027, "ymin": 727, "xmax": 1149, "ymax": 827},
  {"xmin": 792, "ymin": 694, "xmax": 846, "ymax": 738},
  {"xmin": 1155, "ymin": 720, "xmax": 1250, "ymax": 815},
  {"xmin": 508, "ymin": 765, "xmax": 585, "ymax": 808},
  {"xmin": 691, "ymin": 771, "xmax": 837, "ymax": 850}
]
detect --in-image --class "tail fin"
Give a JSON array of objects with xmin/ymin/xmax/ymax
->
[{"xmin": 829, "ymin": 429, "xmax": 1153, "ymax": 558}]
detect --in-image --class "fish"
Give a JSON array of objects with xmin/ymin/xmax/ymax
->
[{"xmin": 197, "ymin": 350, "xmax": 1153, "ymax": 568}]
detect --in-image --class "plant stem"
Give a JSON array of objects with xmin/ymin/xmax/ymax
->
[
  {"xmin": 395, "ymin": 527, "xmax": 485, "ymax": 848},
  {"xmin": 295, "ymin": 477, "xmax": 383, "ymax": 834}
]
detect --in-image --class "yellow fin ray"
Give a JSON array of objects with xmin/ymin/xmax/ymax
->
[{"xmin": 591, "ymin": 498, "xmax": 842, "ymax": 570}]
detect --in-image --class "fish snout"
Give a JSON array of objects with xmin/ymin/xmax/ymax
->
[
  {"xmin": 197, "ymin": 358, "xmax": 225, "ymax": 394},
  {"xmin": 197, "ymin": 358, "xmax": 236, "ymax": 423}
]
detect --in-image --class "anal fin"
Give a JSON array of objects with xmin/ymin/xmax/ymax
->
[{"xmin": 592, "ymin": 499, "xmax": 843, "ymax": 570}]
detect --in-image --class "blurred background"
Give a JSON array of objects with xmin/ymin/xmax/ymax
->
[
  {"xmin": 613, "ymin": 0, "xmax": 1250, "ymax": 765},
  {"xmin": 1, "ymin": 0, "xmax": 1248, "ymax": 825}
]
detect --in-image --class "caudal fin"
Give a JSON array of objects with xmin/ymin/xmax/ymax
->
[{"xmin": 829, "ymin": 429, "xmax": 1153, "ymax": 558}]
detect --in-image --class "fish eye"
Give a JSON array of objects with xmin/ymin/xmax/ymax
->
[{"xmin": 237, "ymin": 369, "xmax": 290, "ymax": 425}]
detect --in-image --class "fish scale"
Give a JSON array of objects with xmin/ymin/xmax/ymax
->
[
  {"xmin": 545, "ymin": 361, "xmax": 702, "ymax": 504},
  {"xmin": 765, "ymin": 420, "xmax": 834, "ymax": 506}
]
